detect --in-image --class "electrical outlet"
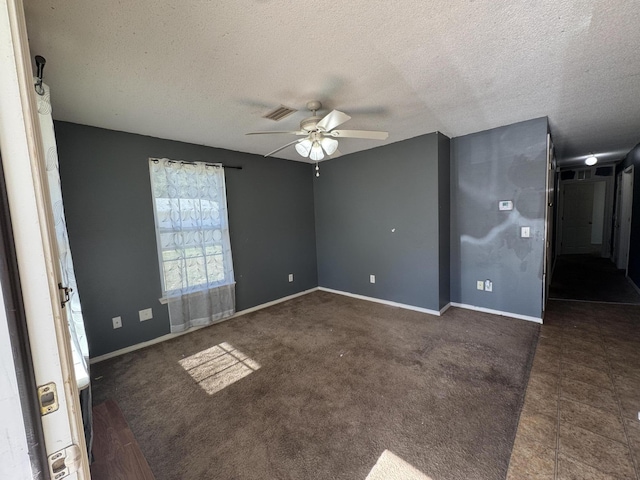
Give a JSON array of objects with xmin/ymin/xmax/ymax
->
[
  {"xmin": 485, "ymin": 280, "xmax": 493, "ymax": 292},
  {"xmin": 477, "ymin": 280, "xmax": 484, "ymax": 291},
  {"xmin": 288, "ymin": 273, "xmax": 294, "ymax": 282},
  {"xmin": 112, "ymin": 316, "xmax": 122, "ymax": 329},
  {"xmin": 139, "ymin": 308, "xmax": 153, "ymax": 322},
  {"xmin": 370, "ymin": 274, "xmax": 376, "ymax": 284}
]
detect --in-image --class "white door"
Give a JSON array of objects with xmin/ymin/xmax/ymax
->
[
  {"xmin": 561, "ymin": 182, "xmax": 596, "ymax": 254},
  {"xmin": 0, "ymin": 2, "xmax": 90, "ymax": 478},
  {"xmin": 616, "ymin": 167, "xmax": 634, "ymax": 271}
]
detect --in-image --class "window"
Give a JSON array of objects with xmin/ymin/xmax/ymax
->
[{"xmin": 149, "ymin": 158, "xmax": 234, "ymax": 298}]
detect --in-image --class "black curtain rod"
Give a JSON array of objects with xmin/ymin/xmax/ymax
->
[{"xmin": 153, "ymin": 159, "xmax": 242, "ymax": 170}]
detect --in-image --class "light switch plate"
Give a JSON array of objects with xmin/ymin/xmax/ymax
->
[
  {"xmin": 139, "ymin": 308, "xmax": 153, "ymax": 322},
  {"xmin": 112, "ymin": 316, "xmax": 122, "ymax": 329},
  {"xmin": 370, "ymin": 274, "xmax": 376, "ymax": 284},
  {"xmin": 477, "ymin": 280, "xmax": 484, "ymax": 291},
  {"xmin": 521, "ymin": 226, "xmax": 531, "ymax": 238},
  {"xmin": 288, "ymin": 273, "xmax": 294, "ymax": 282}
]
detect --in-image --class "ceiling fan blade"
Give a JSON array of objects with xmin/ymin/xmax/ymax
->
[
  {"xmin": 246, "ymin": 131, "xmax": 306, "ymax": 136},
  {"xmin": 316, "ymin": 110, "xmax": 351, "ymax": 132},
  {"xmin": 328, "ymin": 129, "xmax": 389, "ymax": 140},
  {"xmin": 264, "ymin": 139, "xmax": 301, "ymax": 157}
]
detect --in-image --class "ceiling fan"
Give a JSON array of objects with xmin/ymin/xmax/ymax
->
[{"xmin": 247, "ymin": 100, "xmax": 389, "ymax": 162}]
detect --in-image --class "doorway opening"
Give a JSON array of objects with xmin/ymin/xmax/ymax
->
[{"xmin": 551, "ymin": 165, "xmax": 639, "ymax": 304}]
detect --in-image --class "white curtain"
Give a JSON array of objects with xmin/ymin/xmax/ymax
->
[
  {"xmin": 35, "ymin": 82, "xmax": 90, "ymax": 383},
  {"xmin": 149, "ymin": 158, "xmax": 235, "ymax": 333}
]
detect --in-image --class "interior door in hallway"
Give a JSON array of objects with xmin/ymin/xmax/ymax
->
[{"xmin": 561, "ymin": 181, "xmax": 605, "ymax": 255}]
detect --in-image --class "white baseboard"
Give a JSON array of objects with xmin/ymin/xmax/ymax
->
[
  {"xmin": 90, "ymin": 288, "xmax": 543, "ymax": 364},
  {"xmin": 449, "ymin": 302, "xmax": 542, "ymax": 324},
  {"xmin": 318, "ymin": 287, "xmax": 442, "ymax": 316},
  {"xmin": 439, "ymin": 302, "xmax": 451, "ymax": 315},
  {"xmin": 90, "ymin": 287, "xmax": 319, "ymax": 364}
]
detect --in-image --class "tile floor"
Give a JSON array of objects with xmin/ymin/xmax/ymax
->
[{"xmin": 507, "ymin": 301, "xmax": 640, "ymax": 479}]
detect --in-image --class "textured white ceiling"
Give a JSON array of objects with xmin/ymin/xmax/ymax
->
[{"xmin": 22, "ymin": 0, "xmax": 640, "ymax": 165}]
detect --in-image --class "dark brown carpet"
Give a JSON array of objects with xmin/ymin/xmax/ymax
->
[
  {"xmin": 91, "ymin": 291, "xmax": 539, "ymax": 480},
  {"xmin": 550, "ymin": 254, "xmax": 640, "ymax": 304}
]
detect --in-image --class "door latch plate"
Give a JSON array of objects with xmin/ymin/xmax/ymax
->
[{"xmin": 38, "ymin": 382, "xmax": 59, "ymax": 415}]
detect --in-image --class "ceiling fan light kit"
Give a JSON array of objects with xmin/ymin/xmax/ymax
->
[
  {"xmin": 295, "ymin": 139, "xmax": 312, "ymax": 157},
  {"xmin": 247, "ymin": 100, "xmax": 389, "ymax": 171},
  {"xmin": 321, "ymin": 137, "xmax": 338, "ymax": 155}
]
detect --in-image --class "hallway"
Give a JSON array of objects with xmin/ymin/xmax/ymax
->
[{"xmin": 549, "ymin": 255, "xmax": 640, "ymax": 304}]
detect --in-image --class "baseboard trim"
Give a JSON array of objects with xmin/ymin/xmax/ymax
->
[
  {"xmin": 90, "ymin": 287, "xmax": 319, "ymax": 364},
  {"xmin": 439, "ymin": 302, "xmax": 452, "ymax": 315},
  {"xmin": 449, "ymin": 302, "xmax": 542, "ymax": 324},
  {"xmin": 628, "ymin": 276, "xmax": 640, "ymax": 296},
  {"xmin": 318, "ymin": 287, "xmax": 442, "ymax": 316}
]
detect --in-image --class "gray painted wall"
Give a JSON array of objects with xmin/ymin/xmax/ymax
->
[
  {"xmin": 55, "ymin": 122, "xmax": 317, "ymax": 357},
  {"xmin": 314, "ymin": 133, "xmax": 450, "ymax": 311},
  {"xmin": 450, "ymin": 117, "xmax": 548, "ymax": 319}
]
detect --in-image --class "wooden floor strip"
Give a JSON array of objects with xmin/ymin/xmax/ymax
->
[{"xmin": 91, "ymin": 399, "xmax": 155, "ymax": 480}]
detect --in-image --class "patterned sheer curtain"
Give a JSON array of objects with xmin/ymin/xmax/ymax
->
[
  {"xmin": 149, "ymin": 158, "xmax": 235, "ymax": 333},
  {"xmin": 36, "ymin": 81, "xmax": 93, "ymax": 458},
  {"xmin": 35, "ymin": 82, "xmax": 90, "ymax": 377}
]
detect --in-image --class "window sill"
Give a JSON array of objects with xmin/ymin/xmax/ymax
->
[{"xmin": 159, "ymin": 282, "xmax": 236, "ymax": 304}]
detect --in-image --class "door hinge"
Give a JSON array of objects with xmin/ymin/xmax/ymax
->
[
  {"xmin": 58, "ymin": 282, "xmax": 72, "ymax": 308},
  {"xmin": 48, "ymin": 444, "xmax": 81, "ymax": 479},
  {"xmin": 38, "ymin": 382, "xmax": 59, "ymax": 415}
]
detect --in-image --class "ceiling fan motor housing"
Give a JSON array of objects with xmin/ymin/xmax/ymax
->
[{"xmin": 300, "ymin": 116, "xmax": 322, "ymax": 132}]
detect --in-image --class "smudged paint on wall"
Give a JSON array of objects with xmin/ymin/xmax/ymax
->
[{"xmin": 451, "ymin": 117, "xmax": 548, "ymax": 319}]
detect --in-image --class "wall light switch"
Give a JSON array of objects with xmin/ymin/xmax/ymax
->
[
  {"xmin": 288, "ymin": 273, "xmax": 294, "ymax": 282},
  {"xmin": 521, "ymin": 226, "xmax": 531, "ymax": 238},
  {"xmin": 112, "ymin": 316, "xmax": 122, "ymax": 329},
  {"xmin": 139, "ymin": 308, "xmax": 153, "ymax": 322},
  {"xmin": 477, "ymin": 280, "xmax": 484, "ymax": 291},
  {"xmin": 370, "ymin": 274, "xmax": 376, "ymax": 284}
]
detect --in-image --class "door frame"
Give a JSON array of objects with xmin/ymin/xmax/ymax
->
[
  {"xmin": 0, "ymin": 0, "xmax": 90, "ymax": 478},
  {"xmin": 542, "ymin": 134, "xmax": 555, "ymax": 313},
  {"xmin": 614, "ymin": 166, "xmax": 634, "ymax": 273},
  {"xmin": 0, "ymin": 151, "xmax": 48, "ymax": 478},
  {"xmin": 613, "ymin": 170, "xmax": 623, "ymax": 265}
]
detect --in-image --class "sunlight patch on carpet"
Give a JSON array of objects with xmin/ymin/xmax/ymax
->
[
  {"xmin": 178, "ymin": 342, "xmax": 260, "ymax": 395},
  {"xmin": 366, "ymin": 450, "xmax": 433, "ymax": 480}
]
